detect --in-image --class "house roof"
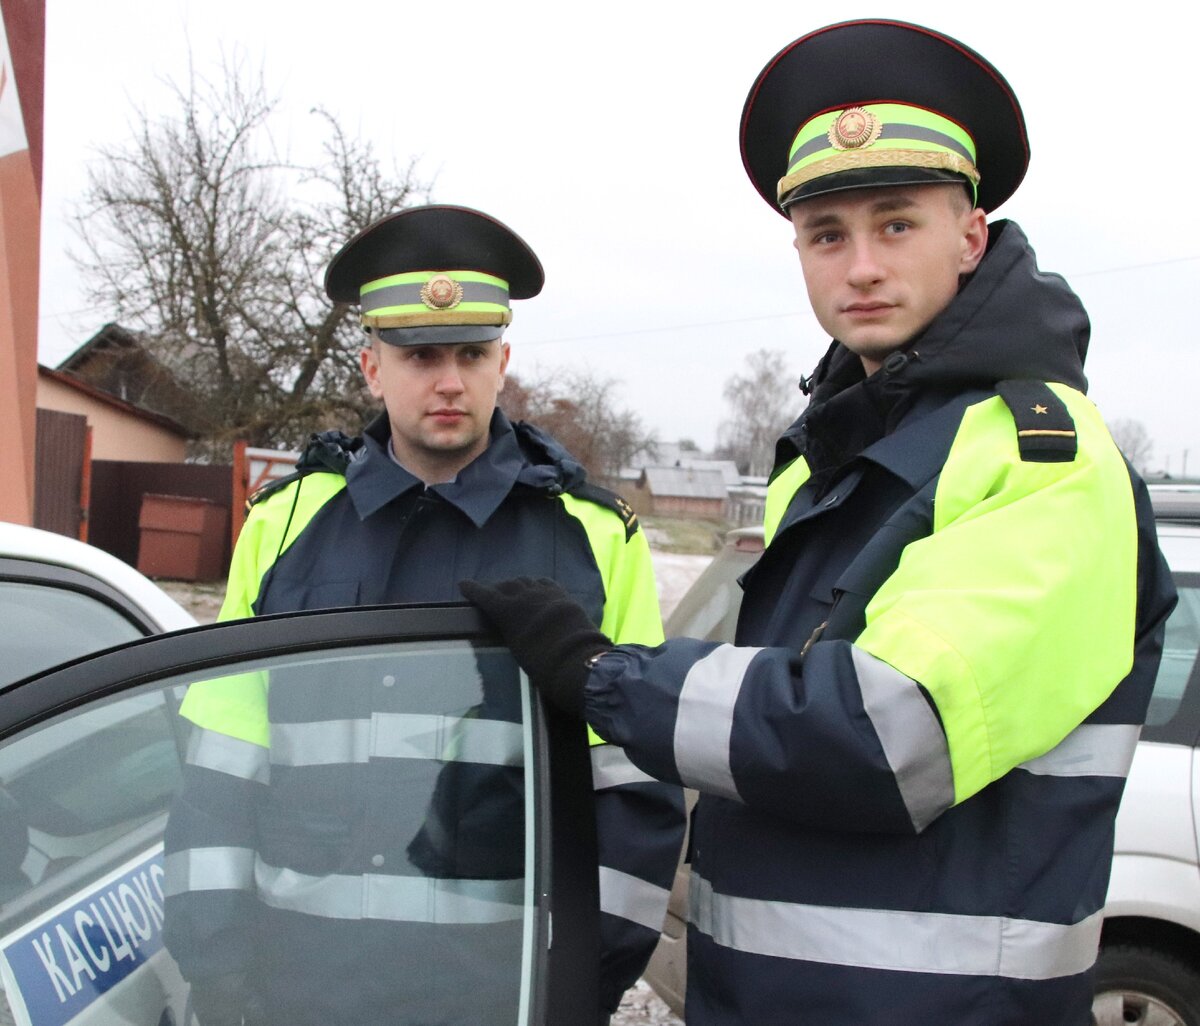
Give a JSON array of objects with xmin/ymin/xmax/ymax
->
[
  {"xmin": 37, "ymin": 365, "xmax": 193, "ymax": 439},
  {"xmin": 55, "ymin": 322, "xmax": 141, "ymax": 372},
  {"xmin": 676, "ymin": 458, "xmax": 741, "ymax": 486},
  {"xmin": 639, "ymin": 466, "xmax": 729, "ymax": 500}
]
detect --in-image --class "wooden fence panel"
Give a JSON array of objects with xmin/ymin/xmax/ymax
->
[{"xmin": 33, "ymin": 408, "xmax": 88, "ymax": 538}]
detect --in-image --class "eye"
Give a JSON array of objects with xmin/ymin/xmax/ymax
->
[
  {"xmin": 807, "ymin": 230, "xmax": 842, "ymax": 247},
  {"xmin": 883, "ymin": 221, "xmax": 910, "ymax": 235}
]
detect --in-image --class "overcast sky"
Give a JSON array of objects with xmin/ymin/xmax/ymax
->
[{"xmin": 37, "ymin": 0, "xmax": 1200, "ymax": 475}]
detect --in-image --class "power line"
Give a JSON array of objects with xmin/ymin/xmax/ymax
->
[
  {"xmin": 521, "ymin": 253, "xmax": 1200, "ymax": 347},
  {"xmin": 1067, "ymin": 253, "xmax": 1200, "ymax": 279},
  {"xmin": 521, "ymin": 310, "xmax": 809, "ymax": 347}
]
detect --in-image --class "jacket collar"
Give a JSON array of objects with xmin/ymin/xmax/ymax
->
[{"xmin": 346, "ymin": 409, "xmax": 527, "ymax": 527}]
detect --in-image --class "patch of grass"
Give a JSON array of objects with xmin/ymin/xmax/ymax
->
[{"xmin": 640, "ymin": 516, "xmax": 730, "ymax": 555}]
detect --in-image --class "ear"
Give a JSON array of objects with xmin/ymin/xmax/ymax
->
[
  {"xmin": 360, "ymin": 343, "xmax": 384, "ymax": 400},
  {"xmin": 496, "ymin": 341, "xmax": 511, "ymax": 394},
  {"xmin": 959, "ymin": 207, "xmax": 989, "ymax": 274}
]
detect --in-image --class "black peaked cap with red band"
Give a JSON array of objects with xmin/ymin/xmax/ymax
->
[
  {"xmin": 740, "ymin": 20, "xmax": 1030, "ymax": 215},
  {"xmin": 324, "ymin": 204, "xmax": 544, "ymax": 304}
]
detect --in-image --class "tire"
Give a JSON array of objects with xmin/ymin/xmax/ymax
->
[{"xmin": 1093, "ymin": 943, "xmax": 1200, "ymax": 1026}]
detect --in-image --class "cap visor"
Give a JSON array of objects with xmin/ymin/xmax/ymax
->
[
  {"xmin": 373, "ymin": 324, "xmax": 506, "ymax": 347},
  {"xmin": 781, "ymin": 166, "xmax": 972, "ymax": 210}
]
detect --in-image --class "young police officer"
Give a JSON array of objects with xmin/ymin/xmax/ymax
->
[
  {"xmin": 162, "ymin": 205, "xmax": 685, "ymax": 1024},
  {"xmin": 462, "ymin": 23, "xmax": 1177, "ymax": 1024}
]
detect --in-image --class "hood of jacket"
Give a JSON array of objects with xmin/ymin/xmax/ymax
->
[
  {"xmin": 509, "ymin": 416, "xmax": 590, "ymax": 494},
  {"xmin": 780, "ymin": 220, "xmax": 1091, "ymax": 487}
]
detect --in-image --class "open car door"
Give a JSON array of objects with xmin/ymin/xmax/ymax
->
[{"xmin": 0, "ymin": 605, "xmax": 597, "ymax": 1026}]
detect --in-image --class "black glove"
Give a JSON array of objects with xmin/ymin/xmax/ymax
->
[
  {"xmin": 189, "ymin": 973, "xmax": 265, "ymax": 1026},
  {"xmin": 459, "ymin": 577, "xmax": 611, "ymax": 718}
]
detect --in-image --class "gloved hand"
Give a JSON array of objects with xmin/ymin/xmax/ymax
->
[
  {"xmin": 459, "ymin": 577, "xmax": 611, "ymax": 718},
  {"xmin": 189, "ymin": 973, "xmax": 265, "ymax": 1026}
]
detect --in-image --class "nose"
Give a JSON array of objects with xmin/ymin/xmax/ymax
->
[
  {"xmin": 846, "ymin": 238, "xmax": 885, "ymax": 289},
  {"xmin": 435, "ymin": 364, "xmax": 465, "ymax": 395}
]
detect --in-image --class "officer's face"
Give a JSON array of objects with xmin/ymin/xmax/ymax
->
[
  {"xmin": 360, "ymin": 339, "xmax": 510, "ymax": 482},
  {"xmin": 790, "ymin": 183, "xmax": 987, "ymax": 374}
]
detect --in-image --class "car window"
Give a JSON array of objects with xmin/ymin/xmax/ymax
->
[
  {"xmin": 0, "ymin": 608, "xmax": 587, "ymax": 1026},
  {"xmin": 1142, "ymin": 574, "xmax": 1200, "ymax": 738},
  {"xmin": 0, "ymin": 581, "xmax": 146, "ymax": 686}
]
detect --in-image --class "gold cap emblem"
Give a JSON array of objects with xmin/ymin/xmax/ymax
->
[
  {"xmin": 828, "ymin": 107, "xmax": 882, "ymax": 150},
  {"xmin": 420, "ymin": 275, "xmax": 464, "ymax": 310}
]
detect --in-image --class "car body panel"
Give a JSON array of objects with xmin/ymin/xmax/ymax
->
[{"xmin": 0, "ymin": 523, "xmax": 194, "ymax": 637}]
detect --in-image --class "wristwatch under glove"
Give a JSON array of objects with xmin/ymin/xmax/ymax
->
[{"xmin": 459, "ymin": 577, "xmax": 611, "ymax": 718}]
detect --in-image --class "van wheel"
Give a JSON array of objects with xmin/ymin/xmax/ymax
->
[{"xmin": 1093, "ymin": 943, "xmax": 1200, "ymax": 1026}]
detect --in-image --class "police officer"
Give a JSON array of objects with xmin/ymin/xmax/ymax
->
[
  {"xmin": 461, "ymin": 23, "xmax": 1178, "ymax": 1024},
  {"xmin": 162, "ymin": 205, "xmax": 685, "ymax": 1024}
]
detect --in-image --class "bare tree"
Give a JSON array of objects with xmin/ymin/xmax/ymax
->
[
  {"xmin": 714, "ymin": 349, "xmax": 805, "ymax": 476},
  {"xmin": 72, "ymin": 57, "xmax": 427, "ymax": 457},
  {"xmin": 500, "ymin": 367, "xmax": 657, "ymax": 483},
  {"xmin": 1108, "ymin": 418, "xmax": 1154, "ymax": 474}
]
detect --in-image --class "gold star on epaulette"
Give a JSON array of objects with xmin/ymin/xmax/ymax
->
[{"xmin": 1032, "ymin": 404, "xmax": 1049, "ymax": 415}]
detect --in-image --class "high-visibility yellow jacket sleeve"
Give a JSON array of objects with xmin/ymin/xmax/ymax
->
[{"xmin": 856, "ymin": 385, "xmax": 1139, "ymax": 803}]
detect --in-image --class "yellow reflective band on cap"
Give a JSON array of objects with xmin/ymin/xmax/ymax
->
[
  {"xmin": 359, "ymin": 269, "xmax": 512, "ymax": 330},
  {"xmin": 779, "ymin": 102, "xmax": 980, "ymax": 204}
]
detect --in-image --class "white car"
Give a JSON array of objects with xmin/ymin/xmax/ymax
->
[
  {"xmin": 646, "ymin": 487, "xmax": 1200, "ymax": 1026},
  {"xmin": 0, "ymin": 523, "xmax": 197, "ymax": 1026},
  {"xmin": 0, "ymin": 522, "xmax": 196, "ymax": 686}
]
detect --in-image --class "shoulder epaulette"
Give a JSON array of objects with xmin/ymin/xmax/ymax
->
[
  {"xmin": 246, "ymin": 430, "xmax": 363, "ymax": 510},
  {"xmin": 995, "ymin": 380, "xmax": 1077, "ymax": 464},
  {"xmin": 567, "ymin": 481, "xmax": 641, "ymax": 542}
]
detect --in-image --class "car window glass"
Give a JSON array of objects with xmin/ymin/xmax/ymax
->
[
  {"xmin": 0, "ymin": 639, "xmax": 538, "ymax": 1026},
  {"xmin": 0, "ymin": 581, "xmax": 145, "ymax": 686},
  {"xmin": 1145, "ymin": 581, "xmax": 1200, "ymax": 727}
]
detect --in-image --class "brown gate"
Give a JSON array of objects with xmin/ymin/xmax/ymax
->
[{"xmin": 33, "ymin": 408, "xmax": 91, "ymax": 539}]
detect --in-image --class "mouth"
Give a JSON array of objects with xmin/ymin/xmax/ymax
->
[
  {"xmin": 428, "ymin": 409, "xmax": 467, "ymax": 422},
  {"xmin": 842, "ymin": 302, "xmax": 895, "ymax": 316}
]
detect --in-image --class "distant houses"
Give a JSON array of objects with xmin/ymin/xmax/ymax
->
[{"xmin": 622, "ymin": 447, "xmax": 767, "ymax": 526}]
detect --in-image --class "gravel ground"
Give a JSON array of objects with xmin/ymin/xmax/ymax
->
[
  {"xmin": 613, "ymin": 980, "xmax": 684, "ymax": 1025},
  {"xmin": 159, "ymin": 549, "xmax": 707, "ymax": 1024}
]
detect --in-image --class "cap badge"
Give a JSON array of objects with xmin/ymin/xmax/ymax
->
[
  {"xmin": 420, "ymin": 275, "xmax": 464, "ymax": 310},
  {"xmin": 828, "ymin": 107, "xmax": 882, "ymax": 150}
]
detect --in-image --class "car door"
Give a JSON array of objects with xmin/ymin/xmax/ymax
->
[{"xmin": 0, "ymin": 605, "xmax": 596, "ymax": 1026}]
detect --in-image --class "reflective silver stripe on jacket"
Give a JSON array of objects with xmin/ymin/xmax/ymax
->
[
  {"xmin": 599, "ymin": 866, "xmax": 671, "ymax": 932},
  {"xmin": 163, "ymin": 847, "xmax": 256, "ymax": 896},
  {"xmin": 591, "ymin": 744, "xmax": 655, "ymax": 790},
  {"xmin": 271, "ymin": 714, "xmax": 524, "ymax": 767},
  {"xmin": 1018, "ymin": 723, "xmax": 1141, "ymax": 778},
  {"xmin": 255, "ymin": 863, "xmax": 525, "ymax": 924},
  {"xmin": 674, "ymin": 645, "xmax": 762, "ymax": 801},
  {"xmin": 852, "ymin": 647, "xmax": 954, "ymax": 832},
  {"xmin": 186, "ymin": 727, "xmax": 270, "ymax": 783},
  {"xmin": 689, "ymin": 872, "xmax": 1102, "ymax": 980}
]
